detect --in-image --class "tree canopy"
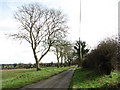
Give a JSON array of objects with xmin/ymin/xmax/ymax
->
[{"xmin": 9, "ymin": 3, "xmax": 68, "ymax": 71}]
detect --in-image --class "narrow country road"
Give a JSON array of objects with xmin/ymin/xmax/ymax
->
[{"xmin": 20, "ymin": 66, "xmax": 77, "ymax": 89}]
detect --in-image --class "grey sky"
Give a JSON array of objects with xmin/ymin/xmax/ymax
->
[{"xmin": 0, "ymin": 0, "xmax": 118, "ymax": 64}]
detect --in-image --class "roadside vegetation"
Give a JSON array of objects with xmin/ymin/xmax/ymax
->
[
  {"xmin": 82, "ymin": 38, "xmax": 119, "ymax": 74},
  {"xmin": 2, "ymin": 66, "xmax": 74, "ymax": 88},
  {"xmin": 70, "ymin": 68, "xmax": 119, "ymax": 88},
  {"xmin": 70, "ymin": 37, "xmax": 120, "ymax": 88}
]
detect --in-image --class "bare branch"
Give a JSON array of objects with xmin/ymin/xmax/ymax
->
[{"xmin": 9, "ymin": 3, "xmax": 68, "ymax": 70}]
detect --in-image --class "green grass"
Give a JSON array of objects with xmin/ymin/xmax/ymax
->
[
  {"xmin": 2, "ymin": 66, "xmax": 74, "ymax": 88},
  {"xmin": 0, "ymin": 65, "xmax": 2, "ymax": 70},
  {"xmin": 70, "ymin": 68, "xmax": 120, "ymax": 88},
  {"xmin": 2, "ymin": 68, "xmax": 36, "ymax": 81},
  {"xmin": 0, "ymin": 65, "xmax": 1, "ymax": 90}
]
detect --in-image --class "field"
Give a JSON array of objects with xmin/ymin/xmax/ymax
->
[
  {"xmin": 2, "ymin": 66, "xmax": 74, "ymax": 88},
  {"xmin": 70, "ymin": 68, "xmax": 120, "ymax": 88}
]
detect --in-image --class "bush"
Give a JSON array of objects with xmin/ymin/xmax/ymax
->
[{"xmin": 82, "ymin": 38, "xmax": 119, "ymax": 75}]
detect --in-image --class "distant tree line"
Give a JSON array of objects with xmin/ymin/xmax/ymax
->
[
  {"xmin": 2, "ymin": 63, "xmax": 34, "ymax": 69},
  {"xmin": 1, "ymin": 62, "xmax": 76, "ymax": 69}
]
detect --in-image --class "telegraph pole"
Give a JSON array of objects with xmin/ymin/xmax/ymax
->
[
  {"xmin": 79, "ymin": 0, "xmax": 82, "ymax": 67},
  {"xmin": 118, "ymin": 1, "xmax": 120, "ymax": 69}
]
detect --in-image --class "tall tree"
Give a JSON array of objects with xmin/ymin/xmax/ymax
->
[
  {"xmin": 52, "ymin": 40, "xmax": 61, "ymax": 68},
  {"xmin": 52, "ymin": 39, "xmax": 64, "ymax": 68},
  {"xmin": 74, "ymin": 40, "xmax": 89, "ymax": 67},
  {"xmin": 61, "ymin": 40, "xmax": 74, "ymax": 66},
  {"xmin": 9, "ymin": 4, "xmax": 68, "ymax": 71},
  {"xmin": 52, "ymin": 39, "xmax": 73, "ymax": 67}
]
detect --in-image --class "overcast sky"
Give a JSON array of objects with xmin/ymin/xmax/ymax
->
[{"xmin": 0, "ymin": 0, "xmax": 119, "ymax": 64}]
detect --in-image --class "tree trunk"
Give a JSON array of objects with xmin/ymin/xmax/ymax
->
[
  {"xmin": 78, "ymin": 52, "xmax": 82, "ymax": 67},
  {"xmin": 61, "ymin": 55, "xmax": 63, "ymax": 67},
  {"xmin": 56, "ymin": 48, "xmax": 60, "ymax": 68},
  {"xmin": 36, "ymin": 61, "xmax": 40, "ymax": 71},
  {"xmin": 32, "ymin": 49, "xmax": 40, "ymax": 71},
  {"xmin": 64, "ymin": 55, "xmax": 67, "ymax": 67},
  {"xmin": 68, "ymin": 60, "xmax": 70, "ymax": 66},
  {"xmin": 57, "ymin": 53, "xmax": 60, "ymax": 68},
  {"xmin": 57, "ymin": 60, "xmax": 60, "ymax": 68}
]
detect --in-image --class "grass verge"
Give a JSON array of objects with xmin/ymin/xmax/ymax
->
[
  {"xmin": 2, "ymin": 66, "xmax": 74, "ymax": 88},
  {"xmin": 0, "ymin": 65, "xmax": 2, "ymax": 90},
  {"xmin": 70, "ymin": 67, "xmax": 120, "ymax": 88}
]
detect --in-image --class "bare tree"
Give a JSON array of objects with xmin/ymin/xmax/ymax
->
[
  {"xmin": 52, "ymin": 39, "xmax": 65, "ymax": 68},
  {"xmin": 53, "ymin": 39, "xmax": 74, "ymax": 67},
  {"xmin": 53, "ymin": 42, "xmax": 61, "ymax": 68},
  {"xmin": 63, "ymin": 41, "xmax": 74, "ymax": 66},
  {"xmin": 52, "ymin": 38, "xmax": 63, "ymax": 68},
  {"xmin": 9, "ymin": 4, "xmax": 68, "ymax": 71}
]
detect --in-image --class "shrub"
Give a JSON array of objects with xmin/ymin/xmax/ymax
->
[{"xmin": 82, "ymin": 38, "xmax": 119, "ymax": 75}]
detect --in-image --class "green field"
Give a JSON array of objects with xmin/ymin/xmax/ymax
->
[
  {"xmin": 2, "ymin": 66, "xmax": 74, "ymax": 88},
  {"xmin": 70, "ymin": 68, "xmax": 120, "ymax": 88}
]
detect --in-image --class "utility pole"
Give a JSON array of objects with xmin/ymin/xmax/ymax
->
[
  {"xmin": 79, "ymin": 0, "xmax": 82, "ymax": 67},
  {"xmin": 118, "ymin": 1, "xmax": 120, "ymax": 69}
]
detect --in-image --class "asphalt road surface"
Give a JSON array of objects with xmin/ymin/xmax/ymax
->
[{"xmin": 20, "ymin": 66, "xmax": 77, "ymax": 89}]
